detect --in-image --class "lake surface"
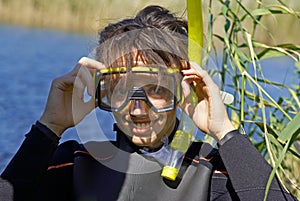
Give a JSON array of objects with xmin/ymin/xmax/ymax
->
[
  {"xmin": 0, "ymin": 24, "xmax": 297, "ymax": 173},
  {"xmin": 0, "ymin": 24, "xmax": 115, "ymax": 172}
]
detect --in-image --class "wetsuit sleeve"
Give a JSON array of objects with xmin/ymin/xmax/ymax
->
[
  {"xmin": 0, "ymin": 177, "xmax": 13, "ymax": 201},
  {"xmin": 218, "ymin": 130, "xmax": 297, "ymax": 200},
  {"xmin": 1, "ymin": 121, "xmax": 60, "ymax": 201}
]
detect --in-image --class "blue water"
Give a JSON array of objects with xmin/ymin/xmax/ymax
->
[
  {"xmin": 0, "ymin": 24, "xmax": 298, "ymax": 173},
  {"xmin": 0, "ymin": 24, "xmax": 115, "ymax": 172}
]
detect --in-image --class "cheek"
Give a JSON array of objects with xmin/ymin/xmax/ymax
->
[
  {"xmin": 163, "ymin": 111, "xmax": 177, "ymax": 130},
  {"xmin": 112, "ymin": 112, "xmax": 122, "ymax": 121},
  {"xmin": 112, "ymin": 111, "xmax": 128, "ymax": 127},
  {"xmin": 150, "ymin": 110, "xmax": 177, "ymax": 136}
]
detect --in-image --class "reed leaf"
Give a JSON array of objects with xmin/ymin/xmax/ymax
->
[
  {"xmin": 205, "ymin": 2, "xmax": 300, "ymax": 197},
  {"xmin": 278, "ymin": 112, "xmax": 300, "ymax": 142},
  {"xmin": 187, "ymin": 0, "xmax": 203, "ymax": 65}
]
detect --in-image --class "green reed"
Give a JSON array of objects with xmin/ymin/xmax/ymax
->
[{"xmin": 203, "ymin": 0, "xmax": 300, "ymax": 199}]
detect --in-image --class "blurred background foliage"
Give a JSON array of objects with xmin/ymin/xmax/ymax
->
[
  {"xmin": 202, "ymin": 0, "xmax": 300, "ymax": 198},
  {"xmin": 0, "ymin": 0, "xmax": 185, "ymax": 34},
  {"xmin": 0, "ymin": 0, "xmax": 299, "ymax": 44},
  {"xmin": 0, "ymin": 0, "xmax": 299, "ymax": 198}
]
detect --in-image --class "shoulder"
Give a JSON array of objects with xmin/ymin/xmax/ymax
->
[
  {"xmin": 49, "ymin": 140, "xmax": 117, "ymax": 169},
  {"xmin": 47, "ymin": 140, "xmax": 80, "ymax": 170}
]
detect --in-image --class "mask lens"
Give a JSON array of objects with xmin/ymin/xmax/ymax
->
[
  {"xmin": 98, "ymin": 73, "xmax": 128, "ymax": 110},
  {"xmin": 144, "ymin": 84, "xmax": 174, "ymax": 110},
  {"xmin": 97, "ymin": 67, "xmax": 181, "ymax": 112}
]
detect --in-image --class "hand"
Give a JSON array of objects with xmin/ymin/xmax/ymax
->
[
  {"xmin": 181, "ymin": 62, "xmax": 235, "ymax": 141},
  {"xmin": 39, "ymin": 57, "xmax": 105, "ymax": 137}
]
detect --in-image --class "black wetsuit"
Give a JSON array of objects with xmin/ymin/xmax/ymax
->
[{"xmin": 1, "ymin": 122, "xmax": 297, "ymax": 201}]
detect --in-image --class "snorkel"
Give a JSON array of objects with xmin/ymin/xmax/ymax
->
[
  {"xmin": 160, "ymin": 94, "xmax": 198, "ymax": 180},
  {"xmin": 160, "ymin": 0, "xmax": 203, "ymax": 181}
]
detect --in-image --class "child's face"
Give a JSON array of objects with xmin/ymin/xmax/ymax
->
[
  {"xmin": 98, "ymin": 67, "xmax": 181, "ymax": 149},
  {"xmin": 113, "ymin": 99, "xmax": 177, "ymax": 149}
]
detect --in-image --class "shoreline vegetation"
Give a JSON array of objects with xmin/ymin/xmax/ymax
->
[
  {"xmin": 0, "ymin": 0, "xmax": 185, "ymax": 35},
  {"xmin": 0, "ymin": 0, "xmax": 299, "ymax": 46}
]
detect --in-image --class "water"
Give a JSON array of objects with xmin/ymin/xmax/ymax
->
[
  {"xmin": 0, "ymin": 24, "xmax": 115, "ymax": 172},
  {"xmin": 0, "ymin": 24, "xmax": 298, "ymax": 173}
]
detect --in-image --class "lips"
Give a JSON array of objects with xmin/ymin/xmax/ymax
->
[
  {"xmin": 134, "ymin": 122, "xmax": 151, "ymax": 129},
  {"xmin": 121, "ymin": 112, "xmax": 161, "ymax": 136},
  {"xmin": 132, "ymin": 120, "xmax": 155, "ymax": 135}
]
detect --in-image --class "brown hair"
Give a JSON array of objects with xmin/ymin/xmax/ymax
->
[{"xmin": 95, "ymin": 5, "xmax": 189, "ymax": 71}]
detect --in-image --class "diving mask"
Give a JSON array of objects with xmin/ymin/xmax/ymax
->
[{"xmin": 95, "ymin": 66, "xmax": 182, "ymax": 113}]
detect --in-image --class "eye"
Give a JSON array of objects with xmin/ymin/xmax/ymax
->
[
  {"xmin": 154, "ymin": 86, "xmax": 163, "ymax": 94},
  {"xmin": 149, "ymin": 85, "xmax": 164, "ymax": 94},
  {"xmin": 145, "ymin": 85, "xmax": 172, "ymax": 99}
]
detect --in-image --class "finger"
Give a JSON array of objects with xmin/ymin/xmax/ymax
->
[
  {"xmin": 182, "ymin": 74, "xmax": 203, "ymax": 82},
  {"xmin": 77, "ymin": 57, "xmax": 106, "ymax": 71},
  {"xmin": 179, "ymin": 95, "xmax": 196, "ymax": 119},
  {"xmin": 182, "ymin": 62, "xmax": 216, "ymax": 87},
  {"xmin": 73, "ymin": 77, "xmax": 86, "ymax": 100},
  {"xmin": 182, "ymin": 68, "xmax": 208, "ymax": 98},
  {"xmin": 52, "ymin": 74, "xmax": 76, "ymax": 91},
  {"xmin": 181, "ymin": 79, "xmax": 191, "ymax": 98},
  {"xmin": 70, "ymin": 57, "xmax": 105, "ymax": 83},
  {"xmin": 181, "ymin": 68, "xmax": 199, "ymax": 76},
  {"xmin": 72, "ymin": 92, "xmax": 96, "ymax": 124},
  {"xmin": 184, "ymin": 63, "xmax": 221, "ymax": 103},
  {"xmin": 189, "ymin": 62, "xmax": 219, "ymax": 90},
  {"xmin": 181, "ymin": 78, "xmax": 207, "ymax": 106},
  {"xmin": 182, "ymin": 75, "xmax": 206, "ymax": 102},
  {"xmin": 76, "ymin": 57, "xmax": 106, "ymax": 96},
  {"xmin": 76, "ymin": 66, "xmax": 95, "ymax": 96},
  {"xmin": 183, "ymin": 63, "xmax": 234, "ymax": 105}
]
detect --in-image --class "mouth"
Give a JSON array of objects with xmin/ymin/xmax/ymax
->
[
  {"xmin": 131, "ymin": 120, "xmax": 155, "ymax": 135},
  {"xmin": 120, "ymin": 112, "xmax": 163, "ymax": 136}
]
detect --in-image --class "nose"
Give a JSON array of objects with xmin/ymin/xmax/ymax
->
[{"xmin": 129, "ymin": 99, "xmax": 149, "ymax": 117}]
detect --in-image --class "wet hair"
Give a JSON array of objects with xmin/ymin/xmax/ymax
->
[{"xmin": 95, "ymin": 5, "xmax": 189, "ymax": 71}]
